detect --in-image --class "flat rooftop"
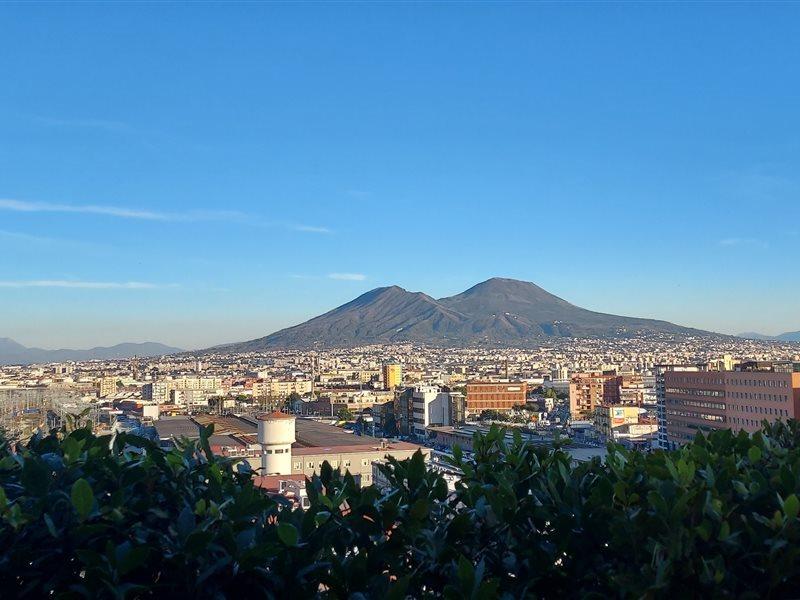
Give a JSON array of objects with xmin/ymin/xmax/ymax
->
[
  {"xmin": 154, "ymin": 414, "xmax": 405, "ymax": 451},
  {"xmin": 154, "ymin": 416, "xmax": 201, "ymax": 439},
  {"xmin": 293, "ymin": 419, "xmax": 379, "ymax": 448}
]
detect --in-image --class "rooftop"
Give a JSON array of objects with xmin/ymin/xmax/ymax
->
[
  {"xmin": 154, "ymin": 416, "xmax": 201, "ymax": 439},
  {"xmin": 154, "ymin": 414, "xmax": 414, "ymax": 452},
  {"xmin": 256, "ymin": 411, "xmax": 296, "ymax": 421}
]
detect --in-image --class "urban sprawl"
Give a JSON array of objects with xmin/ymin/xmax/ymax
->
[{"xmin": 1, "ymin": 334, "xmax": 798, "ymax": 506}]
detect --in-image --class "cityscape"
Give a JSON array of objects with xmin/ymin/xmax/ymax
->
[
  {"xmin": 2, "ymin": 1, "xmax": 800, "ymax": 597},
  {"xmin": 2, "ymin": 330, "xmax": 798, "ymax": 491}
]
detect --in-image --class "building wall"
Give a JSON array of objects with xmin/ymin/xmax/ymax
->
[
  {"xmin": 664, "ymin": 370, "xmax": 800, "ymax": 447},
  {"xmin": 383, "ymin": 364, "xmax": 403, "ymax": 390},
  {"xmin": 253, "ymin": 379, "xmax": 312, "ymax": 398},
  {"xmin": 411, "ymin": 386, "xmax": 453, "ymax": 437},
  {"xmin": 595, "ymin": 405, "xmax": 642, "ymax": 438},
  {"xmin": 569, "ymin": 373, "xmax": 621, "ymax": 420},
  {"xmin": 723, "ymin": 371, "xmax": 800, "ymax": 434},
  {"xmin": 466, "ymin": 382, "xmax": 527, "ymax": 414},
  {"xmin": 288, "ymin": 447, "xmax": 426, "ymax": 486},
  {"xmin": 97, "ymin": 376, "xmax": 117, "ymax": 398}
]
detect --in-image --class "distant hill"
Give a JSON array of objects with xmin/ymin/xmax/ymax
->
[
  {"xmin": 213, "ymin": 277, "xmax": 716, "ymax": 351},
  {"xmin": 0, "ymin": 339, "xmax": 183, "ymax": 365},
  {"xmin": 738, "ymin": 331, "xmax": 800, "ymax": 342}
]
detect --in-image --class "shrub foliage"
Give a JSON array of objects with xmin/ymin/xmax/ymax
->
[{"xmin": 1, "ymin": 420, "xmax": 800, "ymax": 598}]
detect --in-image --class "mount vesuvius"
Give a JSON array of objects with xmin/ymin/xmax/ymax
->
[{"xmin": 214, "ymin": 278, "xmax": 714, "ymax": 351}]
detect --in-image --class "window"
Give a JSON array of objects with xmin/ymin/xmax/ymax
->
[{"xmin": 307, "ymin": 462, "xmax": 314, "ymax": 469}]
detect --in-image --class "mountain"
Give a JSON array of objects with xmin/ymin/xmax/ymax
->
[
  {"xmin": 0, "ymin": 339, "xmax": 183, "ymax": 365},
  {"xmin": 214, "ymin": 277, "xmax": 714, "ymax": 351},
  {"xmin": 738, "ymin": 331, "xmax": 800, "ymax": 342}
]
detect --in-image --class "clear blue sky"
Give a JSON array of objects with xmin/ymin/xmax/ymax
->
[{"xmin": 1, "ymin": 2, "xmax": 798, "ymax": 349}]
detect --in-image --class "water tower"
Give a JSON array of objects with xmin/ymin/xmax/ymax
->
[{"xmin": 256, "ymin": 412, "xmax": 296, "ymax": 475}]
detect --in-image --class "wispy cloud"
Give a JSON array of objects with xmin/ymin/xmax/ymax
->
[
  {"xmin": 0, "ymin": 198, "xmax": 248, "ymax": 223},
  {"xmin": 0, "ymin": 229, "xmax": 100, "ymax": 249},
  {"xmin": 328, "ymin": 273, "xmax": 366, "ymax": 281},
  {"xmin": 0, "ymin": 199, "xmax": 333, "ymax": 236},
  {"xmin": 0, "ymin": 280, "xmax": 166, "ymax": 289},
  {"xmin": 719, "ymin": 237, "xmax": 769, "ymax": 249},
  {"xmin": 0, "ymin": 230, "xmax": 62, "ymax": 244},
  {"xmin": 292, "ymin": 224, "xmax": 332, "ymax": 234}
]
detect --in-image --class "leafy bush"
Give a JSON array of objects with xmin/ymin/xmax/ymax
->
[{"xmin": 1, "ymin": 419, "xmax": 800, "ymax": 598}]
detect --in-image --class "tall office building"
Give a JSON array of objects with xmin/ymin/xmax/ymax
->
[
  {"xmin": 662, "ymin": 362, "xmax": 800, "ymax": 448},
  {"xmin": 383, "ymin": 363, "xmax": 403, "ymax": 391},
  {"xmin": 655, "ymin": 364, "xmax": 705, "ymax": 449}
]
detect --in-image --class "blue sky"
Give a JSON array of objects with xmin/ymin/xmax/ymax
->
[{"xmin": 1, "ymin": 3, "xmax": 798, "ymax": 349}]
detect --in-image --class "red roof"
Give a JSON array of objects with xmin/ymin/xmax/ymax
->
[{"xmin": 255, "ymin": 411, "xmax": 296, "ymax": 421}]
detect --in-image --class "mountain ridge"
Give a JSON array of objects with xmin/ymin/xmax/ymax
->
[
  {"xmin": 737, "ymin": 331, "xmax": 800, "ymax": 342},
  {"xmin": 212, "ymin": 277, "xmax": 719, "ymax": 351},
  {"xmin": 0, "ymin": 339, "xmax": 183, "ymax": 365}
]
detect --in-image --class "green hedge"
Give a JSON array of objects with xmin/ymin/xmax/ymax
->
[{"xmin": 1, "ymin": 419, "xmax": 800, "ymax": 598}]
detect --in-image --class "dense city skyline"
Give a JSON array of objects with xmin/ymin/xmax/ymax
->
[{"xmin": 2, "ymin": 3, "xmax": 800, "ymax": 348}]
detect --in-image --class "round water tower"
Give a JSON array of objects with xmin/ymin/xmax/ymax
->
[{"xmin": 256, "ymin": 412, "xmax": 296, "ymax": 475}]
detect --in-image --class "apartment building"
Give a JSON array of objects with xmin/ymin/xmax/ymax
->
[
  {"xmin": 252, "ymin": 379, "xmax": 312, "ymax": 398},
  {"xmin": 568, "ymin": 372, "xmax": 621, "ymax": 420},
  {"xmin": 172, "ymin": 376, "xmax": 224, "ymax": 391},
  {"xmin": 142, "ymin": 380, "xmax": 171, "ymax": 403},
  {"xmin": 96, "ymin": 376, "xmax": 117, "ymax": 398},
  {"xmin": 595, "ymin": 404, "xmax": 656, "ymax": 441},
  {"xmin": 410, "ymin": 385, "xmax": 456, "ymax": 437},
  {"xmin": 466, "ymin": 381, "xmax": 527, "ymax": 414},
  {"xmin": 382, "ymin": 363, "xmax": 403, "ymax": 390}
]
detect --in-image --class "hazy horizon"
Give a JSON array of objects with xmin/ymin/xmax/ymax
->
[{"xmin": 2, "ymin": 3, "xmax": 799, "ymax": 348}]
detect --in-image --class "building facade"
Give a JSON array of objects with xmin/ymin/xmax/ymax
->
[
  {"xmin": 411, "ymin": 385, "xmax": 454, "ymax": 437},
  {"xmin": 568, "ymin": 372, "xmax": 621, "ymax": 420},
  {"xmin": 466, "ymin": 381, "xmax": 528, "ymax": 414},
  {"xmin": 383, "ymin": 363, "xmax": 403, "ymax": 390},
  {"xmin": 663, "ymin": 364, "xmax": 800, "ymax": 448}
]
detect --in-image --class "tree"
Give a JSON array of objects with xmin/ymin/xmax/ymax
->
[
  {"xmin": 479, "ymin": 409, "xmax": 504, "ymax": 422},
  {"xmin": 3, "ymin": 420, "xmax": 800, "ymax": 597},
  {"xmin": 382, "ymin": 414, "xmax": 399, "ymax": 437},
  {"xmin": 284, "ymin": 392, "xmax": 301, "ymax": 413},
  {"xmin": 336, "ymin": 407, "xmax": 353, "ymax": 421}
]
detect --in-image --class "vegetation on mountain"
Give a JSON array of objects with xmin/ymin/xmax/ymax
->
[{"xmin": 1, "ymin": 417, "xmax": 800, "ymax": 597}]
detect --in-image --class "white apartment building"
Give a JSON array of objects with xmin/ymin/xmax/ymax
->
[
  {"xmin": 142, "ymin": 380, "xmax": 171, "ymax": 403},
  {"xmin": 172, "ymin": 388, "xmax": 209, "ymax": 409},
  {"xmin": 252, "ymin": 379, "xmax": 312, "ymax": 398},
  {"xmin": 411, "ymin": 385, "xmax": 452, "ymax": 438},
  {"xmin": 172, "ymin": 377, "xmax": 224, "ymax": 392}
]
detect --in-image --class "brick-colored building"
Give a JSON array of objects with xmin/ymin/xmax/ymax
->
[
  {"xmin": 569, "ymin": 372, "xmax": 622, "ymax": 420},
  {"xmin": 663, "ymin": 363, "xmax": 800, "ymax": 448},
  {"xmin": 466, "ymin": 381, "xmax": 527, "ymax": 414}
]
